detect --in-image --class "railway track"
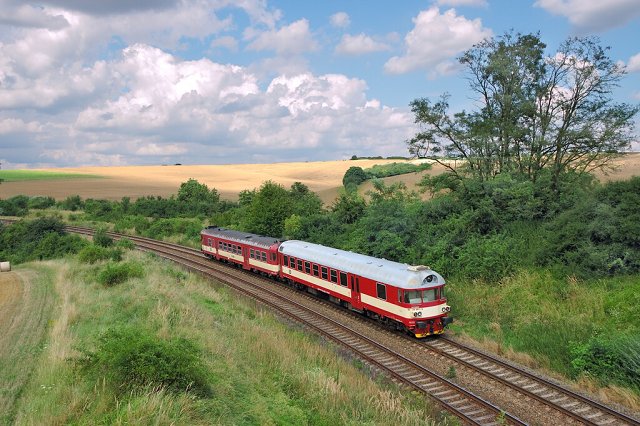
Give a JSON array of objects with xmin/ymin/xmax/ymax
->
[
  {"xmin": 421, "ymin": 337, "xmax": 640, "ymax": 426},
  {"xmin": 3, "ymin": 219, "xmax": 638, "ymax": 425},
  {"xmin": 66, "ymin": 225, "xmax": 523, "ymax": 425}
]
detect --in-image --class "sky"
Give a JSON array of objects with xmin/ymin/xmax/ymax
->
[{"xmin": 0, "ymin": 0, "xmax": 639, "ymax": 169}]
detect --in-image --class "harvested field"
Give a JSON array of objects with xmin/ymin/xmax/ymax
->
[
  {"xmin": 0, "ymin": 159, "xmax": 439, "ymax": 206},
  {"xmin": 0, "ymin": 154, "xmax": 638, "ymax": 205},
  {"xmin": 0, "ymin": 268, "xmax": 55, "ymax": 425}
]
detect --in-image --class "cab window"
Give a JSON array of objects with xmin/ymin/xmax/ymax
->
[
  {"xmin": 404, "ymin": 290, "xmax": 422, "ymax": 304},
  {"xmin": 424, "ymin": 288, "xmax": 436, "ymax": 302}
]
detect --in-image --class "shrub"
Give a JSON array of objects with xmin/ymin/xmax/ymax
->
[
  {"xmin": 97, "ymin": 261, "xmax": 144, "ymax": 286},
  {"xmin": 342, "ymin": 166, "xmax": 368, "ymax": 191},
  {"xmin": 78, "ymin": 245, "xmax": 122, "ymax": 264},
  {"xmin": 570, "ymin": 334, "xmax": 640, "ymax": 390},
  {"xmin": 93, "ymin": 227, "xmax": 114, "ymax": 247},
  {"xmin": 116, "ymin": 238, "xmax": 136, "ymax": 250},
  {"xmin": 80, "ymin": 327, "xmax": 211, "ymax": 397}
]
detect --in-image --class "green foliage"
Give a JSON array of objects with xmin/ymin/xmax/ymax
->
[
  {"xmin": 93, "ymin": 227, "xmax": 114, "ymax": 247},
  {"xmin": 116, "ymin": 238, "xmax": 136, "ymax": 250},
  {"xmin": 409, "ymin": 32, "xmax": 638, "ymax": 192},
  {"xmin": 78, "ymin": 245, "xmax": 123, "ymax": 264},
  {"xmin": 80, "ymin": 327, "xmax": 211, "ymax": 397},
  {"xmin": 342, "ymin": 166, "xmax": 368, "ymax": 191},
  {"xmin": 27, "ymin": 196, "xmax": 56, "ymax": 209},
  {"xmin": 244, "ymin": 181, "xmax": 293, "ymax": 237},
  {"xmin": 177, "ymin": 178, "xmax": 219, "ymax": 205},
  {"xmin": 0, "ymin": 195, "xmax": 30, "ymax": 216},
  {"xmin": 97, "ymin": 261, "xmax": 144, "ymax": 287},
  {"xmin": 59, "ymin": 195, "xmax": 83, "ymax": 211},
  {"xmin": 331, "ymin": 191, "xmax": 366, "ymax": 225},
  {"xmin": 0, "ymin": 217, "xmax": 87, "ymax": 264},
  {"xmin": 570, "ymin": 334, "xmax": 640, "ymax": 390},
  {"xmin": 364, "ymin": 162, "xmax": 431, "ymax": 179}
]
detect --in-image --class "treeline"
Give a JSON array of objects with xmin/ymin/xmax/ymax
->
[
  {"xmin": 342, "ymin": 162, "xmax": 432, "ymax": 192},
  {"xmin": 2, "ymin": 171, "xmax": 639, "ymax": 391}
]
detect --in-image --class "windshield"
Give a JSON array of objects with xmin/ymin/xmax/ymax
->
[{"xmin": 404, "ymin": 288, "xmax": 439, "ymax": 304}]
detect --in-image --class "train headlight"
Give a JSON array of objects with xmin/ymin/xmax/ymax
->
[
  {"xmin": 413, "ymin": 311, "xmax": 423, "ymax": 317},
  {"xmin": 441, "ymin": 306, "xmax": 451, "ymax": 313}
]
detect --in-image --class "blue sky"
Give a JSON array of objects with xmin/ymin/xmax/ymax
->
[{"xmin": 0, "ymin": 0, "xmax": 639, "ymax": 168}]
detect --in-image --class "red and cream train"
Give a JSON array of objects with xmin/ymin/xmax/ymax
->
[{"xmin": 201, "ymin": 226, "xmax": 452, "ymax": 337}]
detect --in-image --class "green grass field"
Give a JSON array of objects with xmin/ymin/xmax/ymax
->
[
  {"xmin": 0, "ymin": 170, "xmax": 101, "ymax": 182},
  {"xmin": 6, "ymin": 253, "xmax": 445, "ymax": 425}
]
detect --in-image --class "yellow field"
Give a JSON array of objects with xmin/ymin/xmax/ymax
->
[{"xmin": 1, "ymin": 154, "xmax": 638, "ymax": 205}]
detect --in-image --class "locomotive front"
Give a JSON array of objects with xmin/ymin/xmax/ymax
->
[{"xmin": 399, "ymin": 265, "xmax": 452, "ymax": 337}]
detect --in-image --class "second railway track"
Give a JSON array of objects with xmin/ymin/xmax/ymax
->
[{"xmin": 61, "ymin": 225, "xmax": 640, "ymax": 425}]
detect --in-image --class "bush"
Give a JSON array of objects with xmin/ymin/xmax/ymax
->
[
  {"xmin": 570, "ymin": 334, "xmax": 640, "ymax": 390},
  {"xmin": 342, "ymin": 166, "xmax": 368, "ymax": 191},
  {"xmin": 78, "ymin": 245, "xmax": 123, "ymax": 264},
  {"xmin": 93, "ymin": 228, "xmax": 114, "ymax": 247},
  {"xmin": 116, "ymin": 238, "xmax": 136, "ymax": 250},
  {"xmin": 97, "ymin": 261, "xmax": 144, "ymax": 286},
  {"xmin": 80, "ymin": 327, "xmax": 211, "ymax": 397}
]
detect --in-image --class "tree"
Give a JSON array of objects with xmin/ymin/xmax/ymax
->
[
  {"xmin": 177, "ymin": 179, "xmax": 219, "ymax": 204},
  {"xmin": 409, "ymin": 32, "xmax": 639, "ymax": 192},
  {"xmin": 342, "ymin": 166, "xmax": 368, "ymax": 192},
  {"xmin": 245, "ymin": 181, "xmax": 293, "ymax": 237}
]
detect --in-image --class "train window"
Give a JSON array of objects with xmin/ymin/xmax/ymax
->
[
  {"xmin": 289, "ymin": 257, "xmax": 296, "ymax": 268},
  {"xmin": 321, "ymin": 267, "xmax": 328, "ymax": 280},
  {"xmin": 423, "ymin": 289, "xmax": 436, "ymax": 302},
  {"xmin": 330, "ymin": 270, "xmax": 337, "ymax": 283},
  {"xmin": 376, "ymin": 283, "xmax": 387, "ymax": 300},
  {"xmin": 440, "ymin": 286, "xmax": 445, "ymax": 299},
  {"xmin": 404, "ymin": 290, "xmax": 422, "ymax": 304},
  {"xmin": 312, "ymin": 264, "xmax": 319, "ymax": 277},
  {"xmin": 339, "ymin": 272, "xmax": 347, "ymax": 287},
  {"xmin": 283, "ymin": 255, "xmax": 289, "ymax": 265},
  {"xmin": 261, "ymin": 252, "xmax": 267, "ymax": 262},
  {"xmin": 271, "ymin": 253, "xmax": 277, "ymax": 262},
  {"xmin": 304, "ymin": 262, "xmax": 311, "ymax": 274},
  {"xmin": 207, "ymin": 238, "xmax": 212, "ymax": 246},
  {"xmin": 250, "ymin": 249, "xmax": 254, "ymax": 258},
  {"xmin": 297, "ymin": 259, "xmax": 303, "ymax": 270}
]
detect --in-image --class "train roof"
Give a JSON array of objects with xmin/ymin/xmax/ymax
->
[
  {"xmin": 279, "ymin": 240, "xmax": 444, "ymax": 289},
  {"xmin": 201, "ymin": 226, "xmax": 281, "ymax": 249}
]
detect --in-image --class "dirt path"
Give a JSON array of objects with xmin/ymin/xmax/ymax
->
[{"xmin": 0, "ymin": 269, "xmax": 55, "ymax": 424}]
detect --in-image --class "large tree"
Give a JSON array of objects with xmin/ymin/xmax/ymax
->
[{"xmin": 409, "ymin": 32, "xmax": 639, "ymax": 191}]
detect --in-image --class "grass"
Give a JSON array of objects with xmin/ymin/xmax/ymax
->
[
  {"xmin": 10, "ymin": 252, "xmax": 447, "ymax": 425},
  {"xmin": 448, "ymin": 268, "xmax": 640, "ymax": 410},
  {"xmin": 0, "ymin": 170, "xmax": 102, "ymax": 182},
  {"xmin": 0, "ymin": 266, "xmax": 56, "ymax": 425}
]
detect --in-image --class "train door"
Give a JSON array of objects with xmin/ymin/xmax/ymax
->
[
  {"xmin": 350, "ymin": 275, "xmax": 363, "ymax": 310},
  {"xmin": 242, "ymin": 246, "xmax": 250, "ymax": 270}
]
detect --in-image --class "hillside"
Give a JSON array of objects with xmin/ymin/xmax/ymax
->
[{"xmin": 2, "ymin": 154, "xmax": 638, "ymax": 206}]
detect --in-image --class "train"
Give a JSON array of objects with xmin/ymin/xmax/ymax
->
[{"xmin": 200, "ymin": 226, "xmax": 452, "ymax": 337}]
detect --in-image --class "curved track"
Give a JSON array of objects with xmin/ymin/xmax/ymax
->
[
  {"xmin": 4, "ymin": 219, "xmax": 637, "ymax": 425},
  {"xmin": 66, "ymin": 225, "xmax": 524, "ymax": 426}
]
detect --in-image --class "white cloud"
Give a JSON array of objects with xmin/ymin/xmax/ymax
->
[
  {"xmin": 535, "ymin": 0, "xmax": 640, "ymax": 33},
  {"xmin": 330, "ymin": 12, "xmax": 350, "ymax": 28},
  {"xmin": 246, "ymin": 19, "xmax": 318, "ymax": 55},
  {"xmin": 384, "ymin": 6, "xmax": 491, "ymax": 77},
  {"xmin": 210, "ymin": 36, "xmax": 239, "ymax": 52},
  {"xmin": 335, "ymin": 33, "xmax": 390, "ymax": 55},
  {"xmin": 626, "ymin": 52, "xmax": 640, "ymax": 73},
  {"xmin": 435, "ymin": 0, "xmax": 487, "ymax": 6}
]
